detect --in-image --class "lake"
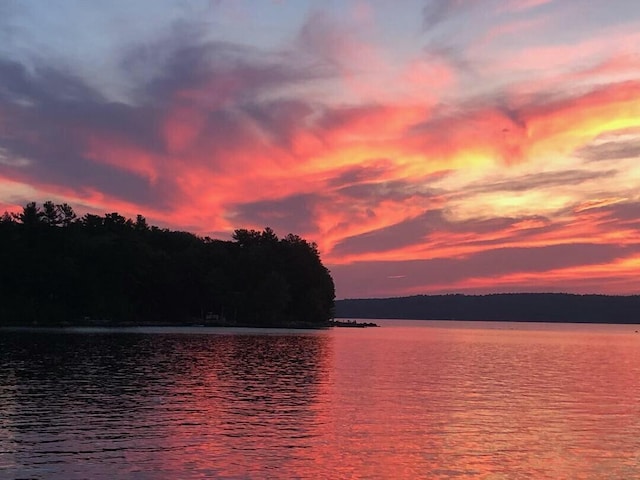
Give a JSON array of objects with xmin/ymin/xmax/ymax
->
[{"xmin": 1, "ymin": 320, "xmax": 639, "ymax": 479}]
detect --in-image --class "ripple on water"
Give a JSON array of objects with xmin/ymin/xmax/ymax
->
[{"xmin": 1, "ymin": 323, "xmax": 640, "ymax": 479}]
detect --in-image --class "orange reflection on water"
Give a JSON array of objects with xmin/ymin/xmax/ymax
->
[
  {"xmin": 148, "ymin": 333, "xmax": 334, "ymax": 478},
  {"xmin": 129, "ymin": 326, "xmax": 640, "ymax": 478},
  {"xmin": 313, "ymin": 324, "xmax": 640, "ymax": 479},
  {"xmin": 5, "ymin": 326, "xmax": 637, "ymax": 479}
]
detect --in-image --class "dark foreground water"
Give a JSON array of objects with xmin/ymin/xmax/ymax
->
[{"xmin": 1, "ymin": 321, "xmax": 639, "ymax": 479}]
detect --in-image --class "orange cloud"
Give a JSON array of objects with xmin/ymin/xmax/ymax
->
[
  {"xmin": 84, "ymin": 133, "xmax": 160, "ymax": 183},
  {"xmin": 446, "ymin": 254, "xmax": 640, "ymax": 295},
  {"xmin": 526, "ymin": 81, "xmax": 640, "ymax": 158}
]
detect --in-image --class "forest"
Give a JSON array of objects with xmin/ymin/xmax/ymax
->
[
  {"xmin": 335, "ymin": 294, "xmax": 640, "ymax": 324},
  {"xmin": 0, "ymin": 201, "xmax": 335, "ymax": 327}
]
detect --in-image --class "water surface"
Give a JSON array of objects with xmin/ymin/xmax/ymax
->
[{"xmin": 1, "ymin": 321, "xmax": 639, "ymax": 479}]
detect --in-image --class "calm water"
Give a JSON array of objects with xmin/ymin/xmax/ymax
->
[{"xmin": 1, "ymin": 321, "xmax": 640, "ymax": 479}]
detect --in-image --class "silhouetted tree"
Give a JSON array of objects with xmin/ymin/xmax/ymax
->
[
  {"xmin": 0, "ymin": 201, "xmax": 335, "ymax": 327},
  {"xmin": 42, "ymin": 201, "xmax": 62, "ymax": 226},
  {"xmin": 82, "ymin": 213, "xmax": 104, "ymax": 229},
  {"xmin": 58, "ymin": 203, "xmax": 77, "ymax": 226},
  {"xmin": 0, "ymin": 211, "xmax": 14, "ymax": 224},
  {"xmin": 232, "ymin": 228, "xmax": 263, "ymax": 247},
  {"xmin": 17, "ymin": 202, "xmax": 44, "ymax": 226},
  {"xmin": 134, "ymin": 214, "xmax": 149, "ymax": 232}
]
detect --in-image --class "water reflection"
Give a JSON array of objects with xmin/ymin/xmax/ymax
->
[
  {"xmin": 2, "ymin": 323, "xmax": 640, "ymax": 479},
  {"xmin": 0, "ymin": 330, "xmax": 332, "ymax": 479},
  {"xmin": 324, "ymin": 323, "xmax": 640, "ymax": 479}
]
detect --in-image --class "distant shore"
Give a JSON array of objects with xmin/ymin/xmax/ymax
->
[
  {"xmin": 1, "ymin": 319, "xmax": 379, "ymax": 330},
  {"xmin": 335, "ymin": 293, "xmax": 640, "ymax": 324}
]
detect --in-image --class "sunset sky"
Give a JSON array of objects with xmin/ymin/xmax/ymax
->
[{"xmin": 1, "ymin": 0, "xmax": 639, "ymax": 298}]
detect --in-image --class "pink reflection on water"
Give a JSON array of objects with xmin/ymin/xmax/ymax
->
[{"xmin": 2, "ymin": 324, "xmax": 639, "ymax": 479}]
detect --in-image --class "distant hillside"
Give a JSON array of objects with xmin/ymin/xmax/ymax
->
[{"xmin": 335, "ymin": 294, "xmax": 640, "ymax": 324}]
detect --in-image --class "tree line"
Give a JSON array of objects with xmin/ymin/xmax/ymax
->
[
  {"xmin": 0, "ymin": 201, "xmax": 335, "ymax": 327},
  {"xmin": 335, "ymin": 293, "xmax": 640, "ymax": 324}
]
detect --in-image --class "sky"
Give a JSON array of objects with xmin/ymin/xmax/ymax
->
[{"xmin": 1, "ymin": 0, "xmax": 639, "ymax": 299}]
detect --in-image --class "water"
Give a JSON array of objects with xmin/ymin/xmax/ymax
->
[{"xmin": 1, "ymin": 321, "xmax": 640, "ymax": 479}]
